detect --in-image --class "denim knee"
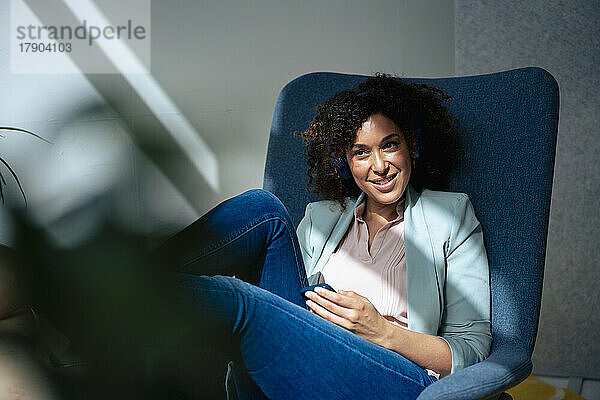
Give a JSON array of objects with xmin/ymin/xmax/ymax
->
[{"xmin": 237, "ymin": 189, "xmax": 291, "ymax": 222}]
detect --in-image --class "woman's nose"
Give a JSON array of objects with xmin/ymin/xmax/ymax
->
[{"xmin": 371, "ymin": 151, "xmax": 388, "ymax": 173}]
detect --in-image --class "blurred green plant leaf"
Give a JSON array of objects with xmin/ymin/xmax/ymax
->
[{"xmin": 0, "ymin": 126, "xmax": 51, "ymax": 205}]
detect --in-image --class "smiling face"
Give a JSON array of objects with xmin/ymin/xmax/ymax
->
[{"xmin": 346, "ymin": 113, "xmax": 412, "ymax": 211}]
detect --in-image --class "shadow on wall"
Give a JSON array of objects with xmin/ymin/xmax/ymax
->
[
  {"xmin": 15, "ymin": 0, "xmax": 221, "ymax": 217},
  {"xmin": 2, "ymin": 101, "xmax": 204, "ymax": 248}
]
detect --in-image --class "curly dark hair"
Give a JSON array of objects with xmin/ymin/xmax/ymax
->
[{"xmin": 296, "ymin": 73, "xmax": 464, "ymax": 211}]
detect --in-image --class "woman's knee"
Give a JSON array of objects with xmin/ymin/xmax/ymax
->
[{"xmin": 234, "ymin": 189, "xmax": 290, "ymax": 221}]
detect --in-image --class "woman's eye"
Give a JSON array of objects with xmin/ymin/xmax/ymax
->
[
  {"xmin": 383, "ymin": 141, "xmax": 399, "ymax": 149},
  {"xmin": 353, "ymin": 149, "xmax": 367, "ymax": 157}
]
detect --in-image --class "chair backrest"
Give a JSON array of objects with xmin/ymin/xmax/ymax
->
[{"xmin": 263, "ymin": 67, "xmax": 559, "ymax": 358}]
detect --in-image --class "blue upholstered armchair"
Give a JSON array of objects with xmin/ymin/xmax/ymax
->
[{"xmin": 226, "ymin": 67, "xmax": 559, "ymax": 400}]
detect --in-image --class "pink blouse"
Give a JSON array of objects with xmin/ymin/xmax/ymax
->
[{"xmin": 321, "ymin": 197, "xmax": 408, "ymax": 328}]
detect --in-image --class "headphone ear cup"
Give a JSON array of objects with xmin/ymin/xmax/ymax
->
[{"xmin": 334, "ymin": 158, "xmax": 353, "ymax": 180}]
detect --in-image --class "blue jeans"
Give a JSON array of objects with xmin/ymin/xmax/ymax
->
[{"xmin": 158, "ymin": 189, "xmax": 437, "ymax": 399}]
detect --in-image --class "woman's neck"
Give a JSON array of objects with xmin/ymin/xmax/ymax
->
[{"xmin": 363, "ymin": 196, "xmax": 402, "ymax": 223}]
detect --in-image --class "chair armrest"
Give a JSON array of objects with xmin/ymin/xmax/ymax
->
[{"xmin": 417, "ymin": 346, "xmax": 532, "ymax": 400}]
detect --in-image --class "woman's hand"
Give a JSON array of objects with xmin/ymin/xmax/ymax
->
[
  {"xmin": 306, "ymin": 287, "xmax": 452, "ymax": 377},
  {"xmin": 305, "ymin": 287, "xmax": 392, "ymax": 347}
]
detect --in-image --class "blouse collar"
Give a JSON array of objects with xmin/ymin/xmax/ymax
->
[{"xmin": 353, "ymin": 193, "xmax": 406, "ymax": 223}]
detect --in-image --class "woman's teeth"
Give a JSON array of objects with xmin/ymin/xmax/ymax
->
[{"xmin": 371, "ymin": 174, "xmax": 396, "ymax": 184}]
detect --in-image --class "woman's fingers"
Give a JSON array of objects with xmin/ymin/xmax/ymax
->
[
  {"xmin": 305, "ymin": 290, "xmax": 349, "ymax": 316},
  {"xmin": 313, "ymin": 287, "xmax": 357, "ymax": 308},
  {"xmin": 305, "ymin": 298, "xmax": 352, "ymax": 329}
]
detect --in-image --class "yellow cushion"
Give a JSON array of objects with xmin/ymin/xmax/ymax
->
[{"xmin": 506, "ymin": 376, "xmax": 586, "ymax": 400}]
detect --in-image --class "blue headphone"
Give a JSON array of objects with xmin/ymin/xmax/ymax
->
[
  {"xmin": 329, "ymin": 97, "xmax": 423, "ymax": 180},
  {"xmin": 332, "ymin": 155, "xmax": 353, "ymax": 180}
]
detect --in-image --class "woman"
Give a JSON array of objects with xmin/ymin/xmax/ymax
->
[{"xmin": 159, "ymin": 74, "xmax": 492, "ymax": 399}]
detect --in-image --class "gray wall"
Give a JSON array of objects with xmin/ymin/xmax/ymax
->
[
  {"xmin": 456, "ymin": 0, "xmax": 600, "ymax": 382},
  {"xmin": 0, "ymin": 0, "xmax": 455, "ymax": 245}
]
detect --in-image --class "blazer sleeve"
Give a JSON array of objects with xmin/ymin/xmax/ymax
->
[{"xmin": 439, "ymin": 194, "xmax": 492, "ymax": 374}]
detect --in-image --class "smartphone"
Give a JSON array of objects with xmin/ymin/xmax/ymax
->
[{"xmin": 300, "ymin": 283, "xmax": 336, "ymax": 297}]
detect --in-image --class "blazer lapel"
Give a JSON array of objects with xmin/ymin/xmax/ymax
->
[
  {"xmin": 405, "ymin": 185, "xmax": 441, "ymax": 335},
  {"xmin": 313, "ymin": 194, "xmax": 364, "ymax": 273}
]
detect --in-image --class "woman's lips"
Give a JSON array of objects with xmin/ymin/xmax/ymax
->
[{"xmin": 368, "ymin": 173, "xmax": 398, "ymax": 191}]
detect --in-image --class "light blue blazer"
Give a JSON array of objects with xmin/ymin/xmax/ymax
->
[{"xmin": 296, "ymin": 184, "xmax": 492, "ymax": 374}]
